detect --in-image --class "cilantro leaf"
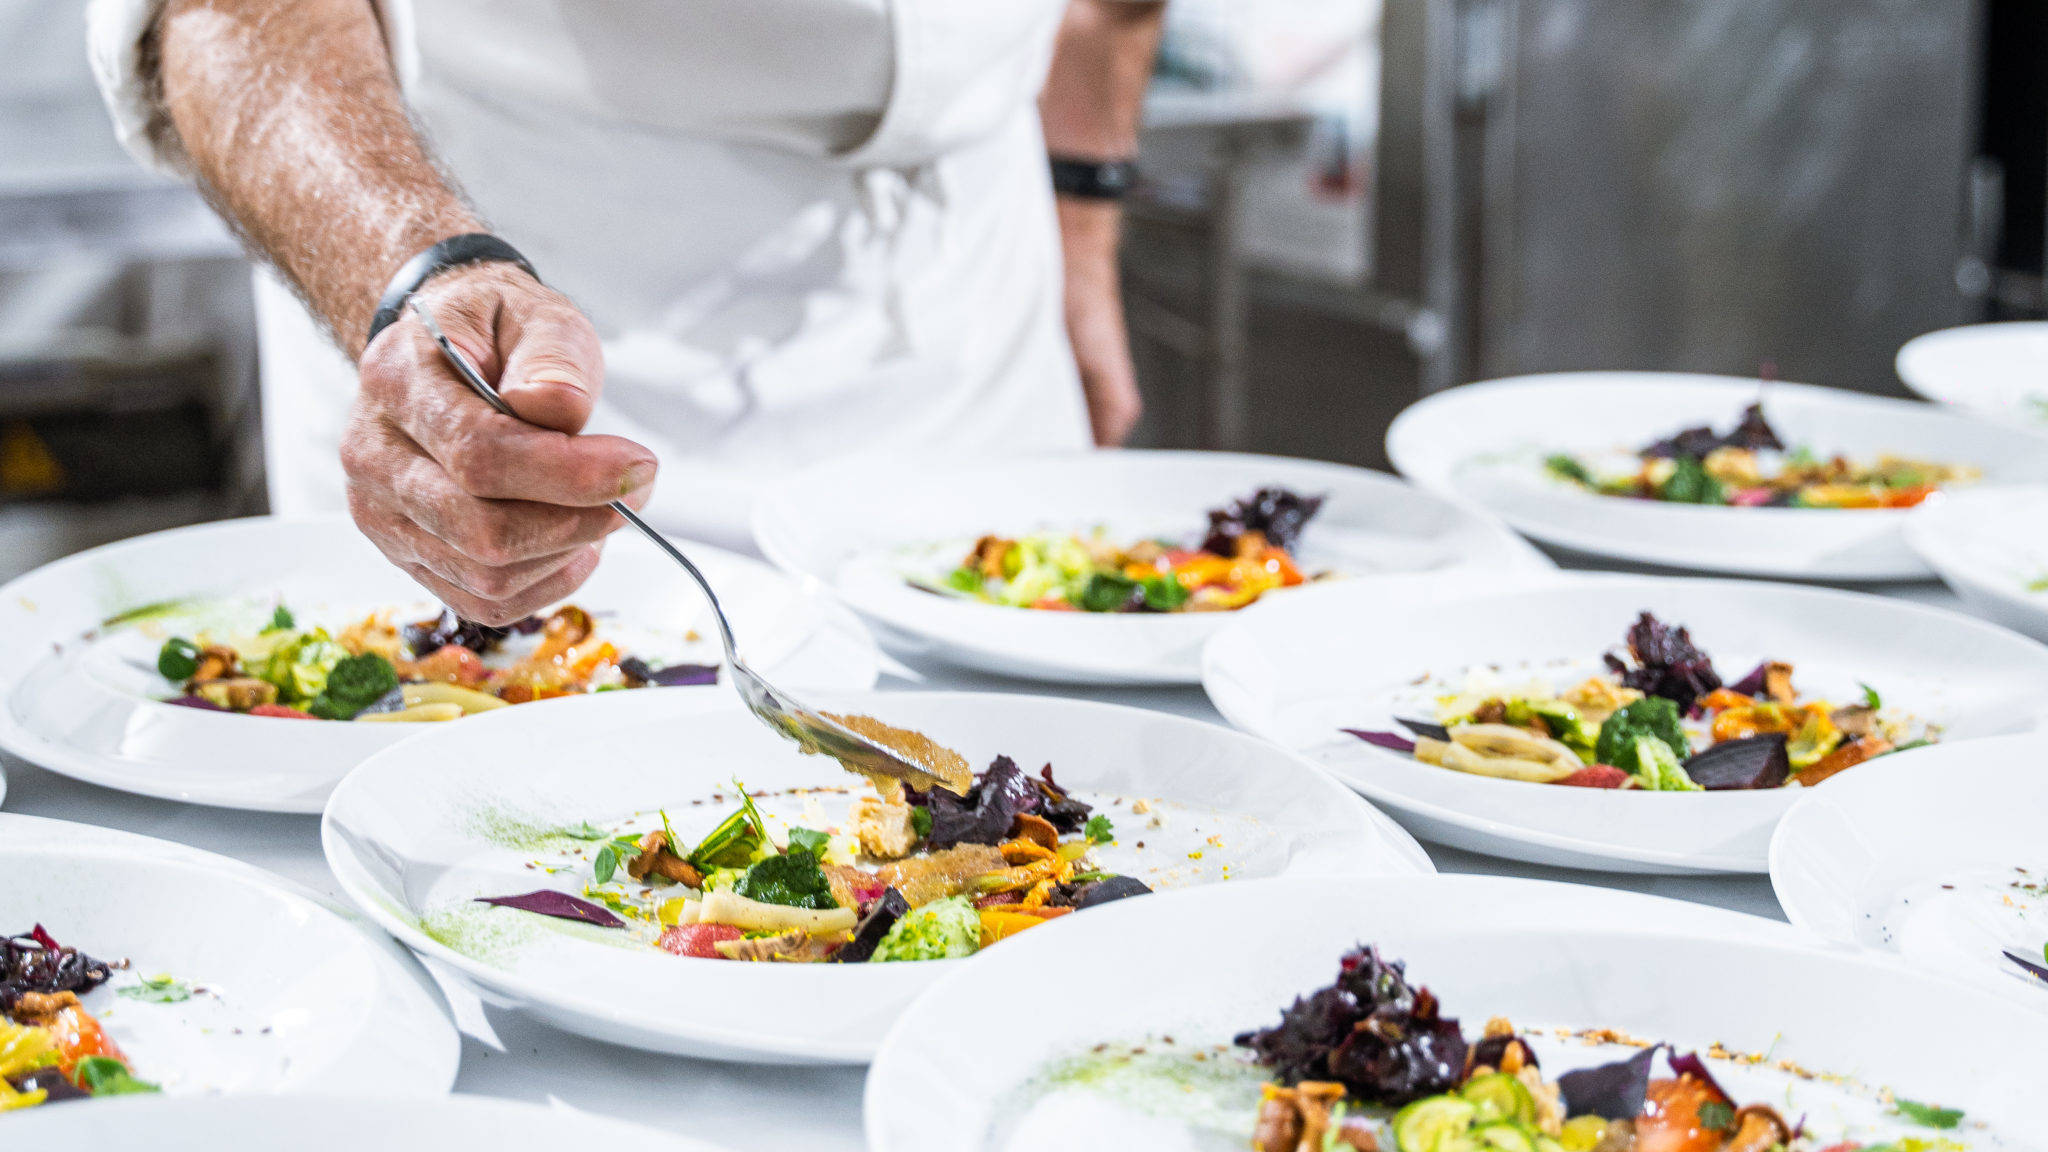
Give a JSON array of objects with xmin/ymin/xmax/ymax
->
[
  {"xmin": 785, "ymin": 826, "xmax": 830, "ymax": 858},
  {"xmin": 1084, "ymin": 814, "xmax": 1114, "ymax": 844}
]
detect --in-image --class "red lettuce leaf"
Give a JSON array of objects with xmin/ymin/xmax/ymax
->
[
  {"xmin": 1344, "ymin": 729, "xmax": 1416, "ymax": 754},
  {"xmin": 475, "ymin": 890, "xmax": 624, "ymax": 929}
]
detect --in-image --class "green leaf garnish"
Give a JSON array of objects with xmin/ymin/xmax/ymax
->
[
  {"xmin": 1893, "ymin": 1098, "xmax": 1964, "ymax": 1129},
  {"xmin": 561, "ymin": 821, "xmax": 609, "ymax": 841},
  {"xmin": 1084, "ymin": 814, "xmax": 1114, "ymax": 844},
  {"xmin": 117, "ymin": 974, "xmax": 191, "ymax": 1004},
  {"xmin": 72, "ymin": 1056, "xmax": 160, "ymax": 1096},
  {"xmin": 593, "ymin": 846, "xmax": 618, "ymax": 884},
  {"xmin": 785, "ymin": 826, "xmax": 830, "ymax": 858},
  {"xmin": 1544, "ymin": 454, "xmax": 1594, "ymax": 485},
  {"xmin": 265, "ymin": 604, "xmax": 296, "ymax": 632},
  {"xmin": 157, "ymin": 637, "xmax": 200, "ymax": 682},
  {"xmin": 909, "ymin": 807, "xmax": 933, "ymax": 839},
  {"xmin": 1860, "ymin": 682, "xmax": 1882, "ymax": 710},
  {"xmin": 1696, "ymin": 1100, "xmax": 1735, "ymax": 1133}
]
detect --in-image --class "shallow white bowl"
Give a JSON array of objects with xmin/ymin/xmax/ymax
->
[
  {"xmin": 1772, "ymin": 734, "xmax": 2048, "ymax": 1003},
  {"xmin": 867, "ymin": 874, "xmax": 2042, "ymax": 1151},
  {"xmin": 0, "ymin": 513, "xmax": 878, "ymax": 812},
  {"xmin": 0, "ymin": 1094, "xmax": 730, "ymax": 1150},
  {"xmin": 1896, "ymin": 320, "xmax": 2048, "ymax": 431},
  {"xmin": 322, "ymin": 688, "xmax": 1431, "ymax": 1063},
  {"xmin": 0, "ymin": 814, "xmax": 457, "ymax": 1099},
  {"xmin": 1903, "ymin": 484, "xmax": 2048, "ymax": 643},
  {"xmin": 1203, "ymin": 574, "xmax": 2048, "ymax": 873},
  {"xmin": 1387, "ymin": 372, "xmax": 2048, "ymax": 579},
  {"xmin": 753, "ymin": 449, "xmax": 1548, "ymax": 684}
]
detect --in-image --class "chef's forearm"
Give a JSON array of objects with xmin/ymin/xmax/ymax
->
[
  {"xmin": 1040, "ymin": 0, "xmax": 1166, "ymax": 161},
  {"xmin": 154, "ymin": 0, "xmax": 480, "ymax": 354}
]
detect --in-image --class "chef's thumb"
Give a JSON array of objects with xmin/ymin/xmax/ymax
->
[{"xmin": 496, "ymin": 308, "xmax": 607, "ymax": 435}]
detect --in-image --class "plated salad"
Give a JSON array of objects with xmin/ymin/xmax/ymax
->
[
  {"xmin": 148, "ymin": 603, "xmax": 715, "ymax": 722},
  {"xmin": 922, "ymin": 486, "xmax": 1325, "ymax": 613},
  {"xmin": 1348, "ymin": 612, "xmax": 1932, "ymax": 791},
  {"xmin": 1543, "ymin": 403, "xmax": 1975, "ymax": 509},
  {"xmin": 1234, "ymin": 945, "xmax": 1959, "ymax": 1152},
  {"xmin": 473, "ymin": 755, "xmax": 1147, "ymax": 963},
  {"xmin": 2, "ymin": 926, "xmax": 158, "ymax": 1112}
]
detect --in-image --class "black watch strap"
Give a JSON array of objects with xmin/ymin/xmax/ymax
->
[
  {"xmin": 365, "ymin": 233, "xmax": 540, "ymax": 349},
  {"xmin": 1049, "ymin": 156, "xmax": 1138, "ymax": 201}
]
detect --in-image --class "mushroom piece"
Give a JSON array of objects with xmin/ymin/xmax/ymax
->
[
  {"xmin": 193, "ymin": 676, "xmax": 278, "ymax": 711},
  {"xmin": 187, "ymin": 644, "xmax": 241, "ymax": 686},
  {"xmin": 712, "ymin": 929, "xmax": 839, "ymax": 963},
  {"xmin": 1760, "ymin": 661, "xmax": 1798, "ymax": 706},
  {"xmin": 623, "ymin": 831, "xmax": 703, "ymax": 887},
  {"xmin": 1829, "ymin": 704, "xmax": 1878, "ymax": 739},
  {"xmin": 1250, "ymin": 1082, "xmax": 1377, "ymax": 1152},
  {"xmin": 1721, "ymin": 1105, "xmax": 1792, "ymax": 1152}
]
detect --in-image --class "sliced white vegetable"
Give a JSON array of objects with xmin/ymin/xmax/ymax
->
[
  {"xmin": 696, "ymin": 890, "xmax": 856, "ymax": 935},
  {"xmin": 1450, "ymin": 723, "xmax": 1583, "ymax": 772},
  {"xmin": 402, "ymin": 681, "xmax": 509, "ymax": 713},
  {"xmin": 356, "ymin": 702, "xmax": 466, "ymax": 723}
]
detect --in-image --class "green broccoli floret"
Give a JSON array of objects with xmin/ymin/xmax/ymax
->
[
  {"xmin": 1594, "ymin": 697, "xmax": 1687, "ymax": 765},
  {"xmin": 305, "ymin": 652, "xmax": 398, "ymax": 720}
]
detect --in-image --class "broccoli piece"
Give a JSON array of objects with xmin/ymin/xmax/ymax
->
[
  {"xmin": 305, "ymin": 653, "xmax": 399, "ymax": 720},
  {"xmin": 1622, "ymin": 733, "xmax": 1702, "ymax": 792},
  {"xmin": 1657, "ymin": 456, "xmax": 1725, "ymax": 505},
  {"xmin": 1594, "ymin": 697, "xmax": 1687, "ymax": 766}
]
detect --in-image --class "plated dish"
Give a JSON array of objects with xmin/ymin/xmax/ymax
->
[
  {"xmin": 148, "ymin": 600, "xmax": 717, "ymax": 722},
  {"xmin": 1903, "ymin": 485, "xmax": 2048, "ymax": 644},
  {"xmin": 1204, "ymin": 575, "xmax": 2048, "ymax": 873},
  {"xmin": 1, "ymin": 1095, "xmax": 733, "ymax": 1151},
  {"xmin": 1346, "ymin": 608, "xmax": 1932, "ymax": 792},
  {"xmin": 1387, "ymin": 372, "xmax": 2048, "ymax": 579},
  {"xmin": 0, "ymin": 817, "xmax": 456, "ymax": 1105},
  {"xmin": 323, "ymin": 688, "xmax": 1430, "ymax": 1061},
  {"xmin": 867, "ymin": 876, "xmax": 2039, "ymax": 1152},
  {"xmin": 0, "ymin": 514, "xmax": 878, "ymax": 812},
  {"xmin": 923, "ymin": 486, "xmax": 1325, "ymax": 614},
  {"xmin": 1542, "ymin": 401, "xmax": 1974, "ymax": 509},
  {"xmin": 1772, "ymin": 735, "xmax": 2048, "ymax": 1003},
  {"xmin": 1895, "ymin": 320, "xmax": 2048, "ymax": 430},
  {"xmin": 754, "ymin": 450, "xmax": 1548, "ymax": 684}
]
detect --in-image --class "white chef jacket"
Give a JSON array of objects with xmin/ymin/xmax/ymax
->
[{"xmin": 89, "ymin": 0, "xmax": 1093, "ymax": 550}]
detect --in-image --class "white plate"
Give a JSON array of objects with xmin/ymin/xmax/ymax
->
[
  {"xmin": 0, "ymin": 1095, "xmax": 730, "ymax": 1150},
  {"xmin": 1903, "ymin": 484, "xmax": 2048, "ymax": 643},
  {"xmin": 1896, "ymin": 321, "xmax": 2048, "ymax": 430},
  {"xmin": 1203, "ymin": 575, "xmax": 2048, "ymax": 873},
  {"xmin": 1387, "ymin": 372, "xmax": 2048, "ymax": 579},
  {"xmin": 752, "ymin": 450, "xmax": 1549, "ymax": 684},
  {"xmin": 0, "ymin": 815, "xmax": 457, "ymax": 1100},
  {"xmin": 322, "ymin": 688, "xmax": 1432, "ymax": 1063},
  {"xmin": 0, "ymin": 513, "xmax": 880, "ymax": 813},
  {"xmin": 1772, "ymin": 734, "xmax": 2048, "ymax": 1003},
  {"xmin": 868, "ymin": 874, "xmax": 2044, "ymax": 1152}
]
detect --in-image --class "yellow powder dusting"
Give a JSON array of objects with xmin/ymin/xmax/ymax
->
[{"xmin": 824, "ymin": 712, "xmax": 973, "ymax": 795}]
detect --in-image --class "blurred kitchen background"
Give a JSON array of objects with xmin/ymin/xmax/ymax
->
[{"xmin": 0, "ymin": 0, "xmax": 2041, "ymax": 580}]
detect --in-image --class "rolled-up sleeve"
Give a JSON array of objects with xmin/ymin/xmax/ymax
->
[{"xmin": 85, "ymin": 0, "xmax": 418, "ymax": 176}]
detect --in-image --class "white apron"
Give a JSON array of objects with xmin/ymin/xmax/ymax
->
[{"xmin": 223, "ymin": 0, "xmax": 1093, "ymax": 551}]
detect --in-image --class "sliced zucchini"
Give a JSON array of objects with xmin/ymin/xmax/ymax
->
[
  {"xmin": 1459, "ymin": 1072, "xmax": 1537, "ymax": 1125},
  {"xmin": 1392, "ymin": 1095, "xmax": 1478, "ymax": 1152},
  {"xmin": 1471, "ymin": 1122, "xmax": 1538, "ymax": 1152}
]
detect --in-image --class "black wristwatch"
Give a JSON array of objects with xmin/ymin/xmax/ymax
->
[
  {"xmin": 365, "ymin": 233, "xmax": 540, "ymax": 349},
  {"xmin": 1050, "ymin": 156, "xmax": 1138, "ymax": 201}
]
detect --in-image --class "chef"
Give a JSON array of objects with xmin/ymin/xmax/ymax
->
[{"xmin": 87, "ymin": 0, "xmax": 1165, "ymax": 622}]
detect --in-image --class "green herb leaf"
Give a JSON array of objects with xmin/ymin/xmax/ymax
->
[
  {"xmin": 305, "ymin": 652, "xmax": 398, "ymax": 720},
  {"xmin": 593, "ymin": 845, "xmax": 618, "ymax": 884},
  {"xmin": 1658, "ymin": 455, "xmax": 1726, "ymax": 505},
  {"xmin": 72, "ymin": 1056, "xmax": 160, "ymax": 1096},
  {"xmin": 1084, "ymin": 814, "xmax": 1114, "ymax": 844},
  {"xmin": 1860, "ymin": 682, "xmax": 1882, "ymax": 710},
  {"xmin": 943, "ymin": 567, "xmax": 983, "ymax": 595},
  {"xmin": 1893, "ymin": 1098, "xmax": 1964, "ymax": 1129},
  {"xmin": 117, "ymin": 974, "xmax": 192, "ymax": 1004},
  {"xmin": 1140, "ymin": 573, "xmax": 1190, "ymax": 612},
  {"xmin": 1696, "ymin": 1100, "xmax": 1735, "ymax": 1133},
  {"xmin": 265, "ymin": 604, "xmax": 296, "ymax": 632},
  {"xmin": 734, "ymin": 851, "xmax": 838, "ymax": 910},
  {"xmin": 561, "ymin": 821, "xmax": 609, "ymax": 841},
  {"xmin": 1076, "ymin": 572, "xmax": 1139, "ymax": 613},
  {"xmin": 909, "ymin": 807, "xmax": 933, "ymax": 839},
  {"xmin": 1544, "ymin": 454, "xmax": 1594, "ymax": 485},
  {"xmin": 785, "ymin": 826, "xmax": 830, "ymax": 858},
  {"xmin": 157, "ymin": 637, "xmax": 201, "ymax": 682}
]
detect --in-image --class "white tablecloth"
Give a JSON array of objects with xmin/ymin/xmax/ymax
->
[{"xmin": 0, "ymin": 565, "xmax": 1966, "ymax": 1152}]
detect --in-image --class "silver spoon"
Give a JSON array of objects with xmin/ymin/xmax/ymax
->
[{"xmin": 409, "ymin": 297, "xmax": 965, "ymax": 794}]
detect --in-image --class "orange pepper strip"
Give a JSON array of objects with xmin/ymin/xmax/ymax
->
[
  {"xmin": 1799, "ymin": 736, "xmax": 1891, "ymax": 786},
  {"xmin": 1698, "ymin": 688, "xmax": 1755, "ymax": 713}
]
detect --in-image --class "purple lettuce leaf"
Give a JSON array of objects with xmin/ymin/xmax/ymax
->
[
  {"xmin": 475, "ymin": 889, "xmax": 624, "ymax": 929},
  {"xmin": 164, "ymin": 694, "xmax": 228, "ymax": 711},
  {"xmin": 1343, "ymin": 729, "xmax": 1416, "ymax": 754},
  {"xmin": 618, "ymin": 657, "xmax": 720, "ymax": 687},
  {"xmin": 1666, "ymin": 1048, "xmax": 1732, "ymax": 1103},
  {"xmin": 1726, "ymin": 661, "xmax": 1769, "ymax": 697},
  {"xmin": 2004, "ymin": 949, "xmax": 2048, "ymax": 984},
  {"xmin": 1395, "ymin": 717, "xmax": 1451, "ymax": 742},
  {"xmin": 1557, "ymin": 1044, "xmax": 1658, "ymax": 1119}
]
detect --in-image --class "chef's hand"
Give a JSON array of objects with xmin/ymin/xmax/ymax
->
[
  {"xmin": 1058, "ymin": 197, "xmax": 1143, "ymax": 447},
  {"xmin": 344, "ymin": 262, "xmax": 658, "ymax": 625}
]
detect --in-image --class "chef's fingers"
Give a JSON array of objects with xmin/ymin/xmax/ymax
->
[
  {"xmin": 388, "ymin": 438, "xmax": 652, "ymax": 565},
  {"xmin": 493, "ymin": 295, "xmax": 608, "ymax": 434},
  {"xmin": 394, "ymin": 546, "xmax": 604, "ymax": 628},
  {"xmin": 359, "ymin": 323, "xmax": 657, "ymax": 507}
]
